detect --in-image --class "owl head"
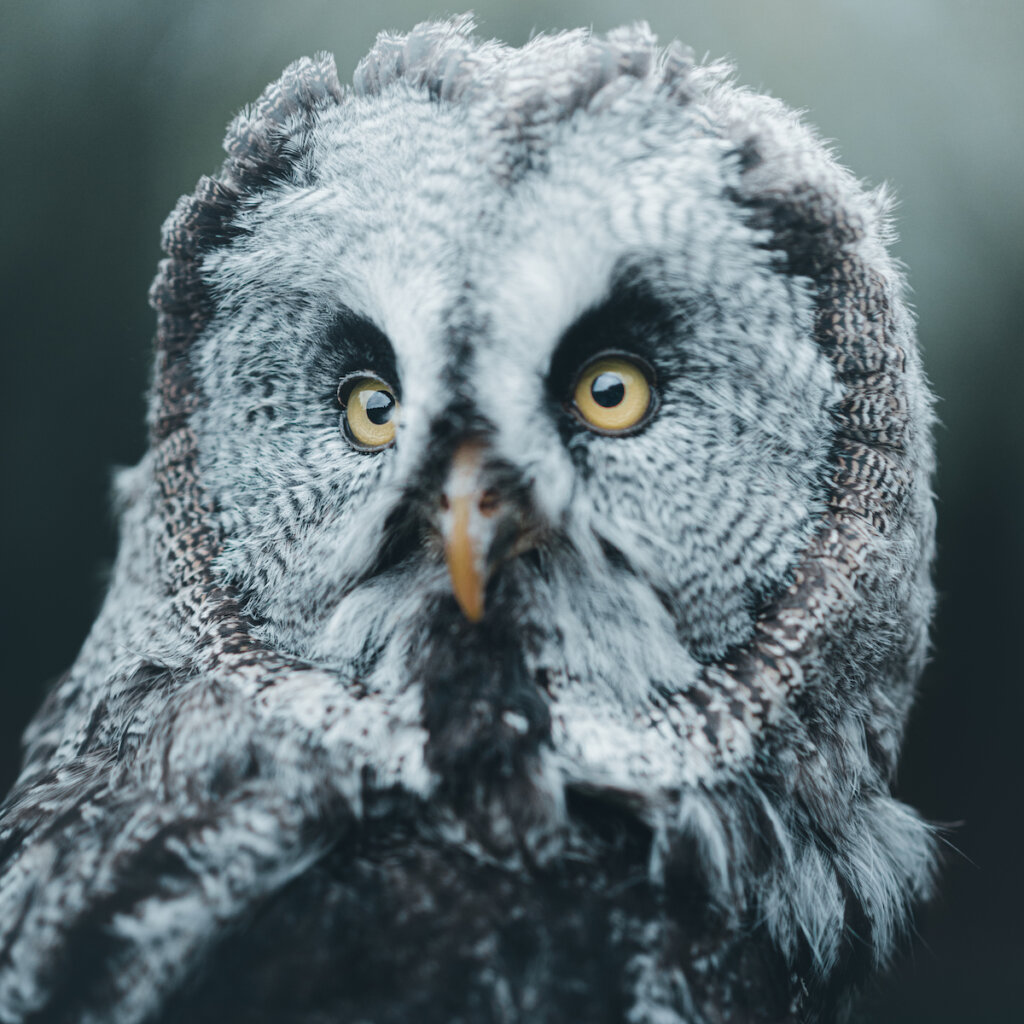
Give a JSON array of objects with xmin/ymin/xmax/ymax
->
[{"xmin": 60, "ymin": 14, "xmax": 934, "ymax": 1014}]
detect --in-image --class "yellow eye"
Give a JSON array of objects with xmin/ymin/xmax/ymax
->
[
  {"xmin": 338, "ymin": 374, "xmax": 400, "ymax": 451},
  {"xmin": 570, "ymin": 354, "xmax": 655, "ymax": 435}
]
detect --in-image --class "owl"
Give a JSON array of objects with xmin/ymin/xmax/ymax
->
[{"xmin": 0, "ymin": 16, "xmax": 936, "ymax": 1024}]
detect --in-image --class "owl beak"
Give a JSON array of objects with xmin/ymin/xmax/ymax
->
[{"xmin": 438, "ymin": 440, "xmax": 506, "ymax": 623}]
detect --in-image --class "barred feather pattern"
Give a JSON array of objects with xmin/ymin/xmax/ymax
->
[{"xmin": 0, "ymin": 16, "xmax": 935, "ymax": 1024}]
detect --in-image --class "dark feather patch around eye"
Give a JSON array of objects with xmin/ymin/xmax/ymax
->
[
  {"xmin": 324, "ymin": 308, "xmax": 401, "ymax": 399},
  {"xmin": 545, "ymin": 274, "xmax": 677, "ymax": 402}
]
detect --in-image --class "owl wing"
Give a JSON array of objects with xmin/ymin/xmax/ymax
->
[{"xmin": 0, "ymin": 666, "xmax": 427, "ymax": 1024}]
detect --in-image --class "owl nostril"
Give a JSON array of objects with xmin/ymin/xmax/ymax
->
[{"xmin": 478, "ymin": 489, "xmax": 501, "ymax": 517}]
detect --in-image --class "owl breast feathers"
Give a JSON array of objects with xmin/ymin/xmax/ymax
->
[{"xmin": 0, "ymin": 16, "xmax": 935, "ymax": 1024}]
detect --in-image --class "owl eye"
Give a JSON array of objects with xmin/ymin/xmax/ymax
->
[
  {"xmin": 338, "ymin": 373, "xmax": 400, "ymax": 451},
  {"xmin": 569, "ymin": 353, "xmax": 655, "ymax": 435}
]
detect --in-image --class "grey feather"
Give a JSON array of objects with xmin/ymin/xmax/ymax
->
[{"xmin": 0, "ymin": 16, "xmax": 936, "ymax": 1024}]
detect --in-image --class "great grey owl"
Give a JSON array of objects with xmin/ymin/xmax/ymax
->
[{"xmin": 0, "ymin": 16, "xmax": 936, "ymax": 1024}]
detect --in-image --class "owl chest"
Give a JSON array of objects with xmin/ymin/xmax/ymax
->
[{"xmin": 156, "ymin": 812, "xmax": 798, "ymax": 1024}]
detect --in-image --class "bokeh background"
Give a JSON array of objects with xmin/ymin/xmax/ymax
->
[{"xmin": 2, "ymin": 1, "xmax": 1021, "ymax": 1020}]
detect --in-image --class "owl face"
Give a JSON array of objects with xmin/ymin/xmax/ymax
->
[{"xmin": 192, "ymin": 81, "xmax": 839, "ymax": 722}]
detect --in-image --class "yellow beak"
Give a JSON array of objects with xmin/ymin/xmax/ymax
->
[{"xmin": 439, "ymin": 441, "xmax": 499, "ymax": 623}]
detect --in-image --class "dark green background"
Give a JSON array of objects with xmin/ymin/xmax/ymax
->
[{"xmin": 2, "ymin": 2, "xmax": 1021, "ymax": 1020}]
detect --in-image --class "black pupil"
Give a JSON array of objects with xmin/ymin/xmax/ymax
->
[
  {"xmin": 591, "ymin": 372, "xmax": 625, "ymax": 408},
  {"xmin": 365, "ymin": 389, "xmax": 395, "ymax": 425}
]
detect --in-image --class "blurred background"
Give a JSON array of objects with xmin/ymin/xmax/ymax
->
[{"xmin": 1, "ymin": 1, "xmax": 1020, "ymax": 1020}]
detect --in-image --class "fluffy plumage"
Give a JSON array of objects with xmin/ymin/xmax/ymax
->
[{"xmin": 0, "ymin": 17, "xmax": 935, "ymax": 1024}]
